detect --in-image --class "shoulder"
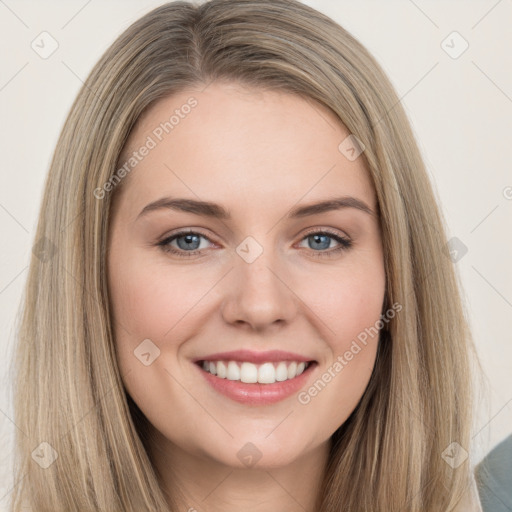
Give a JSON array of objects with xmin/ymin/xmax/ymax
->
[{"xmin": 475, "ymin": 434, "xmax": 512, "ymax": 512}]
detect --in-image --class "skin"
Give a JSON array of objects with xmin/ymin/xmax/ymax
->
[{"xmin": 107, "ymin": 81, "xmax": 386, "ymax": 512}]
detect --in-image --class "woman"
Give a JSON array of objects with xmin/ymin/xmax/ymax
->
[{"xmin": 11, "ymin": 0, "xmax": 483, "ymax": 510}]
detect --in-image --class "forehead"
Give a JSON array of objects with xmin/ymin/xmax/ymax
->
[{"xmin": 115, "ymin": 81, "xmax": 376, "ymax": 218}]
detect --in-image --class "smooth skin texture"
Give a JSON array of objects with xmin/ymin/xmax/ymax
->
[{"xmin": 107, "ymin": 81, "xmax": 386, "ymax": 512}]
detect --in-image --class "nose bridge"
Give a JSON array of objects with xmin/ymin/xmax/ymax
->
[{"xmin": 221, "ymin": 234, "xmax": 296, "ymax": 329}]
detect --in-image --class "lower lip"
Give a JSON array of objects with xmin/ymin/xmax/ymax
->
[{"xmin": 195, "ymin": 362, "xmax": 317, "ymax": 405}]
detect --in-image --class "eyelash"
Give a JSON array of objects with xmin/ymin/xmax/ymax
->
[{"xmin": 156, "ymin": 228, "xmax": 353, "ymax": 259}]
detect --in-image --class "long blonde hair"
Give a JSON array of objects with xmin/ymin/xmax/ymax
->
[{"xmin": 10, "ymin": 0, "xmax": 480, "ymax": 510}]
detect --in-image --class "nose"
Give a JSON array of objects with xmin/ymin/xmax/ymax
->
[{"xmin": 220, "ymin": 244, "xmax": 297, "ymax": 332}]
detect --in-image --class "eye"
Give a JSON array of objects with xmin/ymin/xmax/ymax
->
[
  {"xmin": 296, "ymin": 229, "xmax": 352, "ymax": 258},
  {"xmin": 157, "ymin": 230, "xmax": 214, "ymax": 257},
  {"xmin": 156, "ymin": 228, "xmax": 353, "ymax": 258}
]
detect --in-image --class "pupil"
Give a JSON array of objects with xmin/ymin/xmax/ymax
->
[
  {"xmin": 179, "ymin": 234, "xmax": 199, "ymax": 250},
  {"xmin": 311, "ymin": 234, "xmax": 329, "ymax": 250}
]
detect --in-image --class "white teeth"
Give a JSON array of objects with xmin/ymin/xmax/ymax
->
[
  {"xmin": 240, "ymin": 362, "xmax": 258, "ymax": 383},
  {"xmin": 258, "ymin": 363, "xmax": 276, "ymax": 384},
  {"xmin": 275, "ymin": 362, "xmax": 288, "ymax": 381},
  {"xmin": 216, "ymin": 361, "xmax": 227, "ymax": 378},
  {"xmin": 287, "ymin": 361, "xmax": 297, "ymax": 379},
  {"xmin": 200, "ymin": 359, "xmax": 311, "ymax": 383},
  {"xmin": 226, "ymin": 361, "xmax": 240, "ymax": 380}
]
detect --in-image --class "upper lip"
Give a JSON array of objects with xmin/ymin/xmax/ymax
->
[{"xmin": 193, "ymin": 350, "xmax": 315, "ymax": 364}]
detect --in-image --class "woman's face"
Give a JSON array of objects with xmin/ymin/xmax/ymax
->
[{"xmin": 108, "ymin": 81, "xmax": 386, "ymax": 469}]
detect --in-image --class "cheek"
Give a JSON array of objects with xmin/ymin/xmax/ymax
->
[
  {"xmin": 107, "ymin": 254, "xmax": 195, "ymax": 416},
  {"xmin": 108, "ymin": 251, "xmax": 194, "ymax": 342},
  {"xmin": 308, "ymin": 264, "xmax": 386, "ymax": 352},
  {"xmin": 109, "ymin": 244, "xmax": 386, "ymax": 369},
  {"xmin": 295, "ymin": 266, "xmax": 384, "ymax": 422},
  {"xmin": 107, "ymin": 250, "xmax": 218, "ymax": 395}
]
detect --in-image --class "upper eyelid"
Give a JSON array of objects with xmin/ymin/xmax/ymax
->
[{"xmin": 159, "ymin": 229, "xmax": 216, "ymax": 245}]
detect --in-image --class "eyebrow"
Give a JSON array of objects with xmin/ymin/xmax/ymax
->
[{"xmin": 136, "ymin": 195, "xmax": 376, "ymax": 221}]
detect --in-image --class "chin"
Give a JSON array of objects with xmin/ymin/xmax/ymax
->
[{"xmin": 200, "ymin": 432, "xmax": 320, "ymax": 470}]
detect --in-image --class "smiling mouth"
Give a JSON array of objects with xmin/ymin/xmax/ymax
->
[{"xmin": 196, "ymin": 359, "xmax": 317, "ymax": 384}]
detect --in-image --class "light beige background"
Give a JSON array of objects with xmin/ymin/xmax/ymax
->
[{"xmin": 1, "ymin": 0, "xmax": 511, "ymax": 507}]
